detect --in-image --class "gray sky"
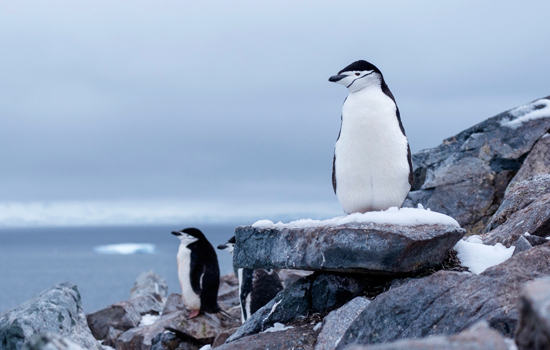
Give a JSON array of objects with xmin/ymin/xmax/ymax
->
[{"xmin": 0, "ymin": 1, "xmax": 549, "ymax": 226}]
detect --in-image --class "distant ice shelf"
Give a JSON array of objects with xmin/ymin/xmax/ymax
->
[{"xmin": 93, "ymin": 243, "xmax": 156, "ymax": 255}]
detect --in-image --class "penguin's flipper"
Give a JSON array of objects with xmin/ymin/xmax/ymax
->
[{"xmin": 189, "ymin": 251, "xmax": 205, "ymax": 295}]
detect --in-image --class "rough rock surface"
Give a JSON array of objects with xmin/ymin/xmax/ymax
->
[
  {"xmin": 515, "ymin": 277, "xmax": 550, "ymax": 350},
  {"xmin": 483, "ymin": 175, "xmax": 550, "ymax": 247},
  {"xmin": 20, "ymin": 333, "xmax": 86, "ymax": 350},
  {"xmin": 344, "ymin": 321, "xmax": 510, "ymax": 350},
  {"xmin": 315, "ymin": 297, "xmax": 371, "ymax": 350},
  {"xmin": 0, "ymin": 282, "xmax": 101, "ymax": 350},
  {"xmin": 507, "ymin": 132, "xmax": 550, "ymax": 189},
  {"xmin": 334, "ymin": 242, "xmax": 550, "ymax": 349},
  {"xmin": 512, "ymin": 236, "xmax": 533, "ymax": 256},
  {"xmin": 405, "ymin": 96, "xmax": 550, "ymax": 235},
  {"xmin": 130, "ymin": 271, "xmax": 169, "ymax": 300},
  {"xmin": 87, "ymin": 294, "xmax": 164, "ymax": 341},
  {"xmin": 233, "ymin": 223, "xmax": 464, "ymax": 275},
  {"xmin": 216, "ymin": 323, "xmax": 320, "ymax": 350}
]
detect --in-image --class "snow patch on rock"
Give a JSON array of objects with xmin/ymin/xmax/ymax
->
[{"xmin": 454, "ymin": 235, "xmax": 515, "ymax": 274}]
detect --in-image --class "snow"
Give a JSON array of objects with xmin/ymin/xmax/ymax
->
[
  {"xmin": 252, "ymin": 206, "xmax": 460, "ymax": 229},
  {"xmin": 263, "ymin": 322, "xmax": 294, "ymax": 333},
  {"xmin": 499, "ymin": 98, "xmax": 550, "ymax": 129},
  {"xmin": 454, "ymin": 235, "xmax": 515, "ymax": 274},
  {"xmin": 199, "ymin": 346, "xmax": 212, "ymax": 350},
  {"xmin": 313, "ymin": 322, "xmax": 323, "ymax": 331},
  {"xmin": 139, "ymin": 314, "xmax": 160, "ymax": 326},
  {"xmin": 94, "ymin": 243, "xmax": 156, "ymax": 255}
]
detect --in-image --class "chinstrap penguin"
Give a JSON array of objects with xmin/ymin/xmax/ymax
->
[
  {"xmin": 172, "ymin": 228, "xmax": 222, "ymax": 318},
  {"xmin": 217, "ymin": 237, "xmax": 283, "ymax": 323},
  {"xmin": 329, "ymin": 60, "xmax": 413, "ymax": 213}
]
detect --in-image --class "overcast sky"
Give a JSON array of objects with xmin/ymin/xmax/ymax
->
[{"xmin": 0, "ymin": 1, "xmax": 549, "ymax": 226}]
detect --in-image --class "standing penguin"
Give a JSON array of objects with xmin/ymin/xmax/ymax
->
[
  {"xmin": 217, "ymin": 237, "xmax": 283, "ymax": 323},
  {"xmin": 329, "ymin": 60, "xmax": 413, "ymax": 213},
  {"xmin": 172, "ymin": 228, "xmax": 221, "ymax": 318}
]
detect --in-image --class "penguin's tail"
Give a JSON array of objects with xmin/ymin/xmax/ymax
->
[{"xmin": 216, "ymin": 309, "xmax": 232, "ymax": 322}]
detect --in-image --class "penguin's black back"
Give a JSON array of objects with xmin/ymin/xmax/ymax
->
[
  {"xmin": 185, "ymin": 229, "xmax": 221, "ymax": 314},
  {"xmin": 240, "ymin": 268, "xmax": 283, "ymax": 320}
]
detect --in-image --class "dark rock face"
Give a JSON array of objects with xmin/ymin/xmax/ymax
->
[
  {"xmin": 405, "ymin": 96, "xmax": 550, "ymax": 235},
  {"xmin": 130, "ymin": 271, "xmax": 169, "ymax": 300},
  {"xmin": 0, "ymin": 282, "xmax": 101, "ymax": 350},
  {"xmin": 344, "ymin": 321, "xmax": 510, "ymax": 350},
  {"xmin": 515, "ymin": 277, "xmax": 550, "ymax": 350},
  {"xmin": 335, "ymin": 242, "xmax": 550, "ymax": 349},
  {"xmin": 20, "ymin": 333, "xmax": 86, "ymax": 350},
  {"xmin": 483, "ymin": 175, "xmax": 550, "ymax": 247},
  {"xmin": 233, "ymin": 223, "xmax": 464, "ymax": 275},
  {"xmin": 315, "ymin": 297, "xmax": 371, "ymax": 350},
  {"xmin": 507, "ymin": 133, "xmax": 550, "ymax": 189},
  {"xmin": 216, "ymin": 323, "xmax": 320, "ymax": 350},
  {"xmin": 86, "ymin": 294, "xmax": 163, "ymax": 341},
  {"xmin": 512, "ymin": 236, "xmax": 533, "ymax": 256}
]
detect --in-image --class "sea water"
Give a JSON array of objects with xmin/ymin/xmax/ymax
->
[{"xmin": 0, "ymin": 224, "xmax": 236, "ymax": 313}]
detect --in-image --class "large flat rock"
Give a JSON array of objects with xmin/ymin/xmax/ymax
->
[{"xmin": 234, "ymin": 208, "xmax": 465, "ymax": 275}]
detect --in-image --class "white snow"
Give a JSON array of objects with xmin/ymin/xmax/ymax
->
[
  {"xmin": 263, "ymin": 322, "xmax": 294, "ymax": 333},
  {"xmin": 454, "ymin": 235, "xmax": 515, "ymax": 274},
  {"xmin": 139, "ymin": 314, "xmax": 160, "ymax": 326},
  {"xmin": 199, "ymin": 345, "xmax": 212, "ymax": 350},
  {"xmin": 94, "ymin": 243, "xmax": 156, "ymax": 255},
  {"xmin": 499, "ymin": 98, "xmax": 550, "ymax": 129},
  {"xmin": 252, "ymin": 206, "xmax": 460, "ymax": 229},
  {"xmin": 313, "ymin": 322, "xmax": 323, "ymax": 331}
]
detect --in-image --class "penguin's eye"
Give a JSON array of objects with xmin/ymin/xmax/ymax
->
[{"xmin": 355, "ymin": 73, "xmax": 360, "ymax": 76}]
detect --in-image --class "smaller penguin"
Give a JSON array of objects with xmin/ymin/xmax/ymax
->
[
  {"xmin": 172, "ymin": 228, "xmax": 221, "ymax": 318},
  {"xmin": 217, "ymin": 237, "xmax": 283, "ymax": 322}
]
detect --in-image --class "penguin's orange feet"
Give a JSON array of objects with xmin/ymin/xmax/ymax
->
[{"xmin": 187, "ymin": 309, "xmax": 200, "ymax": 319}]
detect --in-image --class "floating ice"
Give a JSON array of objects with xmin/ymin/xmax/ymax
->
[
  {"xmin": 252, "ymin": 207, "xmax": 460, "ymax": 229},
  {"xmin": 263, "ymin": 322, "xmax": 294, "ymax": 333},
  {"xmin": 454, "ymin": 235, "xmax": 515, "ymax": 274},
  {"xmin": 94, "ymin": 243, "xmax": 156, "ymax": 255}
]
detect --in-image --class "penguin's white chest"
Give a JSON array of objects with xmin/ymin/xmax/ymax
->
[
  {"xmin": 176, "ymin": 244, "xmax": 201, "ymax": 310},
  {"xmin": 335, "ymin": 87, "xmax": 410, "ymax": 213}
]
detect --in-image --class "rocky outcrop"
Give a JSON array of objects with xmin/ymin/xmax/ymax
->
[
  {"xmin": 234, "ymin": 216, "xmax": 464, "ymax": 275},
  {"xmin": 130, "ymin": 271, "xmax": 169, "ymax": 300},
  {"xmin": 405, "ymin": 97, "xmax": 550, "ymax": 235},
  {"xmin": 0, "ymin": 282, "xmax": 101, "ymax": 350},
  {"xmin": 483, "ymin": 175, "xmax": 550, "ymax": 247},
  {"xmin": 20, "ymin": 333, "xmax": 86, "ymax": 350},
  {"xmin": 515, "ymin": 277, "xmax": 550, "ymax": 350},
  {"xmin": 334, "ymin": 242, "xmax": 550, "ymax": 349},
  {"xmin": 344, "ymin": 321, "xmax": 511, "ymax": 350},
  {"xmin": 507, "ymin": 133, "xmax": 550, "ymax": 189}
]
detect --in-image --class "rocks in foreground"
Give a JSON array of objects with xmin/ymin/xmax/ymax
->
[
  {"xmin": 21, "ymin": 333, "xmax": 87, "ymax": 350},
  {"xmin": 130, "ymin": 270, "xmax": 169, "ymax": 300},
  {"xmin": 515, "ymin": 277, "xmax": 550, "ymax": 350},
  {"xmin": 234, "ymin": 208, "xmax": 465, "ymax": 275},
  {"xmin": 0, "ymin": 282, "xmax": 101, "ymax": 350}
]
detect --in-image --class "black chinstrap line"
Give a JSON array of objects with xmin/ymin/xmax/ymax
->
[{"xmin": 346, "ymin": 71, "xmax": 375, "ymax": 89}]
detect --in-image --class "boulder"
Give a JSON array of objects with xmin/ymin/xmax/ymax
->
[
  {"xmin": 86, "ymin": 294, "xmax": 163, "ymax": 341},
  {"xmin": 515, "ymin": 277, "xmax": 550, "ymax": 350},
  {"xmin": 512, "ymin": 236, "xmax": 533, "ymax": 256},
  {"xmin": 405, "ymin": 96, "xmax": 550, "ymax": 235},
  {"xmin": 315, "ymin": 297, "xmax": 371, "ymax": 350},
  {"xmin": 507, "ymin": 132, "xmax": 550, "ymax": 189},
  {"xmin": 233, "ymin": 210, "xmax": 465, "ymax": 275},
  {"xmin": 130, "ymin": 271, "xmax": 169, "ymax": 300},
  {"xmin": 0, "ymin": 282, "xmax": 101, "ymax": 350},
  {"xmin": 483, "ymin": 175, "xmax": 550, "ymax": 247},
  {"xmin": 20, "ymin": 333, "xmax": 86, "ymax": 350},
  {"xmin": 344, "ymin": 321, "xmax": 510, "ymax": 350},
  {"xmin": 334, "ymin": 242, "xmax": 550, "ymax": 349}
]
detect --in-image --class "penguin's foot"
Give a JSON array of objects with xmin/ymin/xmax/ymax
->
[{"xmin": 187, "ymin": 309, "xmax": 201, "ymax": 319}]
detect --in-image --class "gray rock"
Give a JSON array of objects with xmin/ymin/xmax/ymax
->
[
  {"xmin": 524, "ymin": 235, "xmax": 549, "ymax": 247},
  {"xmin": 216, "ymin": 323, "xmax": 319, "ymax": 350},
  {"xmin": 20, "ymin": 333, "xmax": 86, "ymax": 350},
  {"xmin": 515, "ymin": 277, "xmax": 550, "ymax": 350},
  {"xmin": 162, "ymin": 294, "xmax": 186, "ymax": 316},
  {"xmin": 334, "ymin": 242, "xmax": 550, "ymax": 349},
  {"xmin": 130, "ymin": 271, "xmax": 169, "ymax": 300},
  {"xmin": 150, "ymin": 330, "xmax": 204, "ymax": 350},
  {"xmin": 508, "ymin": 133, "xmax": 550, "ymax": 189},
  {"xmin": 482, "ymin": 176, "xmax": 550, "ymax": 247},
  {"xmin": 315, "ymin": 297, "xmax": 371, "ymax": 350},
  {"xmin": 86, "ymin": 294, "xmax": 163, "ymax": 341},
  {"xmin": 233, "ymin": 223, "xmax": 464, "ymax": 275},
  {"xmin": 512, "ymin": 236, "xmax": 533, "ymax": 256},
  {"xmin": 0, "ymin": 282, "xmax": 101, "ymax": 350},
  {"xmin": 344, "ymin": 321, "xmax": 510, "ymax": 350},
  {"xmin": 405, "ymin": 96, "xmax": 550, "ymax": 235}
]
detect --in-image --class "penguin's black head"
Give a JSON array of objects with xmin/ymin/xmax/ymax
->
[
  {"xmin": 171, "ymin": 227, "xmax": 205, "ymax": 246},
  {"xmin": 217, "ymin": 236, "xmax": 235, "ymax": 253},
  {"xmin": 329, "ymin": 60, "xmax": 384, "ymax": 93}
]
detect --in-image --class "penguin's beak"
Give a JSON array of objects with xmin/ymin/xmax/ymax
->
[
  {"xmin": 329, "ymin": 74, "xmax": 346, "ymax": 82},
  {"xmin": 217, "ymin": 243, "xmax": 227, "ymax": 250},
  {"xmin": 171, "ymin": 231, "xmax": 182, "ymax": 236}
]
